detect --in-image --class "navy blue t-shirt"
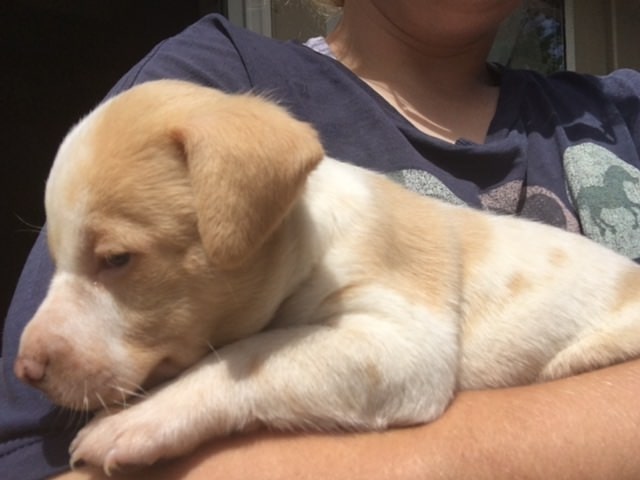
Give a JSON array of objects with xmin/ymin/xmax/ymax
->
[{"xmin": 1, "ymin": 13, "xmax": 639, "ymax": 480}]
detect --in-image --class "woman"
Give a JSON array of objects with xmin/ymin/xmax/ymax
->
[{"xmin": 2, "ymin": 1, "xmax": 639, "ymax": 478}]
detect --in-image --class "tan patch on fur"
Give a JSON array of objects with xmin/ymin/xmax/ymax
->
[
  {"xmin": 171, "ymin": 91, "xmax": 324, "ymax": 270},
  {"xmin": 53, "ymin": 80, "xmax": 323, "ymax": 272},
  {"xmin": 612, "ymin": 266, "xmax": 640, "ymax": 312},
  {"xmin": 353, "ymin": 177, "xmax": 492, "ymax": 315}
]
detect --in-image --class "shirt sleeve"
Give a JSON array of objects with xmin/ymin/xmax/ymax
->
[
  {"xmin": 598, "ymin": 68, "xmax": 640, "ymax": 153},
  {"xmin": 0, "ymin": 14, "xmax": 252, "ymax": 480},
  {"xmin": 107, "ymin": 14, "xmax": 253, "ymax": 95}
]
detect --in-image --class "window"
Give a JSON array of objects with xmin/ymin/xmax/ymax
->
[
  {"xmin": 489, "ymin": 0, "xmax": 566, "ymax": 74},
  {"xmin": 237, "ymin": 0, "xmax": 638, "ymax": 74}
]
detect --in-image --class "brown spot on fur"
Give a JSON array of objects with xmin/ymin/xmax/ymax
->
[
  {"xmin": 364, "ymin": 362, "xmax": 382, "ymax": 388},
  {"xmin": 507, "ymin": 273, "xmax": 531, "ymax": 297},
  {"xmin": 548, "ymin": 247, "xmax": 568, "ymax": 267}
]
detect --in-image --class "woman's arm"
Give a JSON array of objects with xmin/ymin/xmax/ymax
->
[{"xmin": 53, "ymin": 358, "xmax": 640, "ymax": 480}]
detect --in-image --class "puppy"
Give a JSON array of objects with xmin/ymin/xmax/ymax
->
[{"xmin": 14, "ymin": 79, "xmax": 640, "ymax": 474}]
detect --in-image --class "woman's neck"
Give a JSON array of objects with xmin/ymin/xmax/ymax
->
[{"xmin": 326, "ymin": 2, "xmax": 510, "ymax": 144}]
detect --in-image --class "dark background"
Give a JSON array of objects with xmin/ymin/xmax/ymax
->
[{"xmin": 1, "ymin": 0, "xmax": 226, "ymax": 339}]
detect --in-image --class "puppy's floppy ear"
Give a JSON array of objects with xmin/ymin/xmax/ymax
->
[{"xmin": 173, "ymin": 94, "xmax": 324, "ymax": 269}]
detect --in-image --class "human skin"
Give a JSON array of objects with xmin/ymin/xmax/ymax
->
[
  {"xmin": 52, "ymin": 1, "xmax": 640, "ymax": 478},
  {"xmin": 326, "ymin": 0, "xmax": 522, "ymax": 143},
  {"xmin": 53, "ymin": 358, "xmax": 640, "ymax": 479}
]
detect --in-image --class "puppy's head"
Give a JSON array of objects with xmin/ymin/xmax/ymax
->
[{"xmin": 14, "ymin": 80, "xmax": 324, "ymax": 409}]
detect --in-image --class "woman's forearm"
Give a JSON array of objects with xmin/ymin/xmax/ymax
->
[{"xmin": 53, "ymin": 358, "xmax": 640, "ymax": 480}]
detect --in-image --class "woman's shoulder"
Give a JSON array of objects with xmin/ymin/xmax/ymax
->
[
  {"xmin": 108, "ymin": 14, "xmax": 345, "ymax": 97},
  {"xmin": 493, "ymin": 65, "xmax": 639, "ymax": 147},
  {"xmin": 502, "ymin": 66, "xmax": 640, "ymax": 108}
]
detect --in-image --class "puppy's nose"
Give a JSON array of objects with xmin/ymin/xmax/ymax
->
[{"xmin": 14, "ymin": 355, "xmax": 48, "ymax": 385}]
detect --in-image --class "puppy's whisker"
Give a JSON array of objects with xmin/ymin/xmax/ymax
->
[
  {"xmin": 95, "ymin": 392, "xmax": 110, "ymax": 414},
  {"xmin": 206, "ymin": 341, "xmax": 222, "ymax": 363},
  {"xmin": 107, "ymin": 381, "xmax": 137, "ymax": 406},
  {"xmin": 112, "ymin": 399, "xmax": 129, "ymax": 409},
  {"xmin": 81, "ymin": 381, "xmax": 90, "ymax": 421},
  {"xmin": 85, "ymin": 409, "xmax": 91, "ymax": 428},
  {"xmin": 119, "ymin": 387, "xmax": 128, "ymax": 408},
  {"xmin": 68, "ymin": 395, "xmax": 87, "ymax": 425},
  {"xmin": 116, "ymin": 386, "xmax": 146, "ymax": 400},
  {"xmin": 14, "ymin": 214, "xmax": 44, "ymax": 234},
  {"xmin": 114, "ymin": 378, "xmax": 148, "ymax": 399},
  {"xmin": 61, "ymin": 406, "xmax": 80, "ymax": 432},
  {"xmin": 73, "ymin": 408, "xmax": 85, "ymax": 430},
  {"xmin": 119, "ymin": 377, "xmax": 146, "ymax": 392}
]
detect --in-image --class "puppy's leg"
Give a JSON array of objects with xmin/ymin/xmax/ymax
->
[
  {"xmin": 539, "ymin": 323, "xmax": 640, "ymax": 381},
  {"xmin": 540, "ymin": 267, "xmax": 640, "ymax": 381},
  {"xmin": 70, "ymin": 292, "xmax": 459, "ymax": 473}
]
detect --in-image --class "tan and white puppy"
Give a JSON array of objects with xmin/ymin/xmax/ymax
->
[{"xmin": 14, "ymin": 80, "xmax": 640, "ymax": 473}]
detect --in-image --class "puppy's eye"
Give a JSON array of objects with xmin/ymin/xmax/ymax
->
[{"xmin": 103, "ymin": 253, "xmax": 131, "ymax": 269}]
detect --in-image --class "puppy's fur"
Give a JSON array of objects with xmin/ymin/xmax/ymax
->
[{"xmin": 15, "ymin": 80, "xmax": 640, "ymax": 473}]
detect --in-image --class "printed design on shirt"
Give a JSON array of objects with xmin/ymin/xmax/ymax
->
[
  {"xmin": 480, "ymin": 182, "xmax": 581, "ymax": 232},
  {"xmin": 387, "ymin": 169, "xmax": 466, "ymax": 206},
  {"xmin": 564, "ymin": 143, "xmax": 640, "ymax": 259},
  {"xmin": 389, "ymin": 170, "xmax": 580, "ymax": 232}
]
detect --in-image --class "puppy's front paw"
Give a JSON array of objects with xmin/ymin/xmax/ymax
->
[{"xmin": 70, "ymin": 404, "xmax": 201, "ymax": 475}]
